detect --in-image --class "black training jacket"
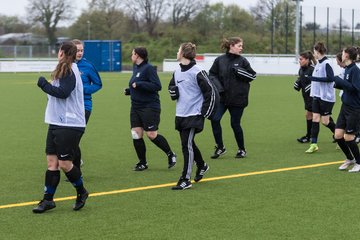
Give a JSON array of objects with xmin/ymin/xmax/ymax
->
[
  {"xmin": 209, "ymin": 52, "xmax": 256, "ymax": 108},
  {"xmin": 294, "ymin": 65, "xmax": 314, "ymax": 98}
]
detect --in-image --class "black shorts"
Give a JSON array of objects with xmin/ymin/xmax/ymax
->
[
  {"xmin": 46, "ymin": 127, "xmax": 83, "ymax": 161},
  {"xmin": 335, "ymin": 104, "xmax": 360, "ymax": 134},
  {"xmin": 303, "ymin": 95, "xmax": 313, "ymax": 112},
  {"xmin": 130, "ymin": 107, "xmax": 160, "ymax": 131},
  {"xmin": 175, "ymin": 115, "xmax": 204, "ymax": 133},
  {"xmin": 312, "ymin": 97, "xmax": 334, "ymax": 116}
]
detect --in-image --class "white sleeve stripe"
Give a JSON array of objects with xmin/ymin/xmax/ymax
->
[
  {"xmin": 236, "ymin": 69, "xmax": 256, "ymax": 79},
  {"xmin": 200, "ymin": 70, "xmax": 216, "ymax": 118}
]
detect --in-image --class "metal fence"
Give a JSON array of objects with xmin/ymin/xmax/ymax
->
[
  {"xmin": 0, "ymin": 45, "xmax": 57, "ymax": 58},
  {"xmin": 300, "ymin": 5, "xmax": 360, "ymax": 54}
]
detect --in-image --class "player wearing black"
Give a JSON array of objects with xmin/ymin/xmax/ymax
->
[
  {"xmin": 169, "ymin": 42, "xmax": 218, "ymax": 190},
  {"xmin": 209, "ymin": 37, "xmax": 256, "ymax": 159},
  {"xmin": 33, "ymin": 41, "xmax": 88, "ymax": 213},
  {"xmin": 294, "ymin": 51, "xmax": 316, "ymax": 143},
  {"xmin": 125, "ymin": 47, "xmax": 176, "ymax": 171},
  {"xmin": 305, "ymin": 42, "xmax": 336, "ymax": 153},
  {"xmin": 330, "ymin": 47, "xmax": 360, "ymax": 172}
]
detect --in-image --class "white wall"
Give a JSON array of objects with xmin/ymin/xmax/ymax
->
[
  {"xmin": 0, "ymin": 59, "xmax": 57, "ymax": 72},
  {"xmin": 0, "ymin": 55, "xmax": 343, "ymax": 75},
  {"xmin": 163, "ymin": 54, "xmax": 343, "ymax": 75}
]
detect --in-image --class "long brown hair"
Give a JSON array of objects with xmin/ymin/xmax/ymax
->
[{"xmin": 52, "ymin": 41, "xmax": 77, "ymax": 80}]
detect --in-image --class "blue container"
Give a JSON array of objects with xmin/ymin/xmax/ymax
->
[{"xmin": 83, "ymin": 40, "xmax": 122, "ymax": 72}]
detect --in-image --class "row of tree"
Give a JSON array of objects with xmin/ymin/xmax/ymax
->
[{"xmin": 0, "ymin": 0, "xmax": 359, "ymax": 62}]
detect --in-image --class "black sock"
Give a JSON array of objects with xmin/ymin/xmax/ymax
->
[
  {"xmin": 306, "ymin": 119, "xmax": 312, "ymax": 138},
  {"xmin": 326, "ymin": 118, "xmax": 336, "ymax": 133},
  {"xmin": 346, "ymin": 140, "xmax": 360, "ymax": 164},
  {"xmin": 133, "ymin": 138, "xmax": 146, "ymax": 164},
  {"xmin": 151, "ymin": 134, "xmax": 172, "ymax": 155},
  {"xmin": 336, "ymin": 138, "xmax": 353, "ymax": 160},
  {"xmin": 65, "ymin": 166, "xmax": 85, "ymax": 195},
  {"xmin": 73, "ymin": 146, "xmax": 82, "ymax": 172},
  {"xmin": 311, "ymin": 122, "xmax": 320, "ymax": 143},
  {"xmin": 43, "ymin": 170, "xmax": 60, "ymax": 201}
]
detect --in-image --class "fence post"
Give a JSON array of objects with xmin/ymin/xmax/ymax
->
[
  {"xmin": 285, "ymin": 3, "xmax": 288, "ymax": 54},
  {"xmin": 300, "ymin": 6, "xmax": 303, "ymax": 53},
  {"xmin": 294, "ymin": 0, "xmax": 302, "ymax": 61},
  {"xmin": 339, "ymin": 8, "xmax": 342, "ymax": 50},
  {"xmin": 271, "ymin": 7, "xmax": 275, "ymax": 54},
  {"xmin": 326, "ymin": 8, "xmax": 329, "ymax": 52},
  {"xmin": 352, "ymin": 9, "xmax": 355, "ymax": 46},
  {"xmin": 313, "ymin": 6, "xmax": 316, "ymax": 46}
]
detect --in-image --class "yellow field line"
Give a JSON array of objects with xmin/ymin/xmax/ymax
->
[{"xmin": 0, "ymin": 160, "xmax": 343, "ymax": 210}]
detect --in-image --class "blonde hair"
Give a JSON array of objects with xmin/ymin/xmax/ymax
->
[
  {"xmin": 72, "ymin": 39, "xmax": 83, "ymax": 46},
  {"xmin": 52, "ymin": 41, "xmax": 77, "ymax": 80}
]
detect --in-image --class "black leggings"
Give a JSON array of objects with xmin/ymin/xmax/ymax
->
[{"xmin": 211, "ymin": 103, "xmax": 245, "ymax": 150}]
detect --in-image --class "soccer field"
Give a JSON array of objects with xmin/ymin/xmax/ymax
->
[{"xmin": 0, "ymin": 72, "xmax": 358, "ymax": 239}]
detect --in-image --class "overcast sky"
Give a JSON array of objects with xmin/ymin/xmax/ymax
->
[{"xmin": 0, "ymin": 0, "xmax": 358, "ymax": 26}]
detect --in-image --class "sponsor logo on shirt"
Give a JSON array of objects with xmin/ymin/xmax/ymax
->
[{"xmin": 177, "ymin": 79, "xmax": 185, "ymax": 83}]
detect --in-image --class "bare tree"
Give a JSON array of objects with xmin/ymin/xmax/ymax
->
[
  {"xmin": 250, "ymin": 0, "xmax": 296, "ymax": 35},
  {"xmin": 169, "ymin": 0, "xmax": 208, "ymax": 27},
  {"xmin": 87, "ymin": 0, "xmax": 125, "ymax": 38},
  {"xmin": 26, "ymin": 0, "xmax": 73, "ymax": 45},
  {"xmin": 88, "ymin": 0, "xmax": 121, "ymax": 13},
  {"xmin": 0, "ymin": 15, "xmax": 29, "ymax": 34},
  {"xmin": 250, "ymin": 0, "xmax": 280, "ymax": 22},
  {"xmin": 123, "ymin": 0, "xmax": 169, "ymax": 36}
]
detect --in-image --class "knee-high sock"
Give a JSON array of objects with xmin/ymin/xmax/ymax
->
[
  {"xmin": 326, "ymin": 117, "xmax": 335, "ymax": 133},
  {"xmin": 346, "ymin": 140, "xmax": 360, "ymax": 164},
  {"xmin": 151, "ymin": 134, "xmax": 172, "ymax": 155},
  {"xmin": 65, "ymin": 166, "xmax": 86, "ymax": 195},
  {"xmin": 44, "ymin": 170, "xmax": 60, "ymax": 201},
  {"xmin": 73, "ymin": 146, "xmax": 82, "ymax": 173},
  {"xmin": 306, "ymin": 119, "xmax": 312, "ymax": 138},
  {"xmin": 311, "ymin": 122, "xmax": 320, "ymax": 143},
  {"xmin": 336, "ymin": 138, "xmax": 354, "ymax": 160},
  {"xmin": 133, "ymin": 138, "xmax": 146, "ymax": 164}
]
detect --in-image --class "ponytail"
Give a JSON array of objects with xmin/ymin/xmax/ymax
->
[{"xmin": 221, "ymin": 37, "xmax": 243, "ymax": 52}]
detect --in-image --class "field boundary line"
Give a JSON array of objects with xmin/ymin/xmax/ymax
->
[{"xmin": 0, "ymin": 160, "xmax": 343, "ymax": 210}]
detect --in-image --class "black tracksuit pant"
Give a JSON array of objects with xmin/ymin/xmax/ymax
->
[{"xmin": 179, "ymin": 128, "xmax": 205, "ymax": 180}]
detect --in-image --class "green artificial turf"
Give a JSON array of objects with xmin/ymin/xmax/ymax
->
[{"xmin": 0, "ymin": 72, "xmax": 356, "ymax": 240}]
